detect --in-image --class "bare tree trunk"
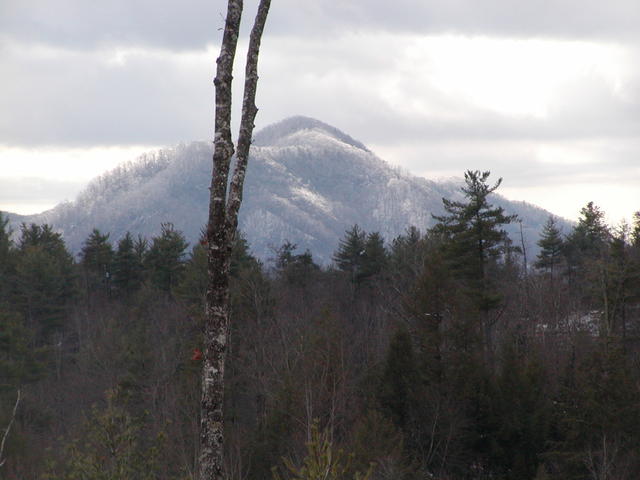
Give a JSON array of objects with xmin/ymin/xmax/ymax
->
[
  {"xmin": 0, "ymin": 389, "xmax": 20, "ymax": 469},
  {"xmin": 199, "ymin": 1, "xmax": 271, "ymax": 479}
]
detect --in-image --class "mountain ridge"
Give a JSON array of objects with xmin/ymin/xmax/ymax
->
[{"xmin": 4, "ymin": 117, "xmax": 568, "ymax": 262}]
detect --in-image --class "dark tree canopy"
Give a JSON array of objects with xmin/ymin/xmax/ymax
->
[{"xmin": 1, "ymin": 196, "xmax": 640, "ymax": 480}]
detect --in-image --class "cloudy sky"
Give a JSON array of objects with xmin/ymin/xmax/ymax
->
[{"xmin": 1, "ymin": 0, "xmax": 638, "ymax": 226}]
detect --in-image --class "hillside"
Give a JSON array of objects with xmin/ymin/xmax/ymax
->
[{"xmin": 7, "ymin": 116, "xmax": 567, "ymax": 262}]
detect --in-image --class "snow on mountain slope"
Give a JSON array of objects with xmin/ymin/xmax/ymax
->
[{"xmin": 8, "ymin": 116, "xmax": 565, "ymax": 262}]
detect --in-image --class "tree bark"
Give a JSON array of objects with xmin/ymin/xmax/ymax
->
[{"xmin": 199, "ymin": 1, "xmax": 271, "ymax": 479}]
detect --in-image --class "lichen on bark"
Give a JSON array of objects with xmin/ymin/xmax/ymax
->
[{"xmin": 199, "ymin": 1, "xmax": 271, "ymax": 480}]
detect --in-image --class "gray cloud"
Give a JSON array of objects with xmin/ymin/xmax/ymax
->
[
  {"xmin": 0, "ymin": 42, "xmax": 216, "ymax": 146},
  {"xmin": 2, "ymin": 0, "xmax": 639, "ymax": 52},
  {"xmin": 1, "ymin": 0, "xmax": 639, "ymax": 223},
  {"xmin": 310, "ymin": 0, "xmax": 640, "ymax": 40},
  {"xmin": 0, "ymin": 0, "xmax": 225, "ymax": 51},
  {"xmin": 1, "ymin": 28, "xmax": 638, "ymax": 151}
]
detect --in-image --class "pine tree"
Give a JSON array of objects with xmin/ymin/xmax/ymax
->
[
  {"xmin": 333, "ymin": 225, "xmax": 366, "ymax": 277},
  {"xmin": 145, "ymin": 223, "xmax": 188, "ymax": 294},
  {"xmin": 230, "ymin": 231, "xmax": 258, "ymax": 277},
  {"xmin": 48, "ymin": 390, "xmax": 163, "ymax": 480},
  {"xmin": 80, "ymin": 229, "xmax": 114, "ymax": 295},
  {"xmin": 112, "ymin": 232, "xmax": 144, "ymax": 297},
  {"xmin": 333, "ymin": 226, "xmax": 388, "ymax": 283},
  {"xmin": 535, "ymin": 216, "xmax": 565, "ymax": 275},
  {"xmin": 274, "ymin": 241, "xmax": 318, "ymax": 286},
  {"xmin": 272, "ymin": 420, "xmax": 373, "ymax": 480},
  {"xmin": 432, "ymin": 170, "xmax": 518, "ymax": 312},
  {"xmin": 360, "ymin": 232, "xmax": 388, "ymax": 279},
  {"xmin": 14, "ymin": 224, "xmax": 74, "ymax": 345},
  {"xmin": 176, "ymin": 232, "xmax": 208, "ymax": 309},
  {"xmin": 565, "ymin": 201, "xmax": 609, "ymax": 266},
  {"xmin": 389, "ymin": 226, "xmax": 423, "ymax": 278}
]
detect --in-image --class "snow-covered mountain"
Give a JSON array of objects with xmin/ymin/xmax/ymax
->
[{"xmin": 6, "ymin": 116, "xmax": 565, "ymax": 262}]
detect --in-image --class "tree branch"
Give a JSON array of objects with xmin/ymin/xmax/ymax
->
[
  {"xmin": 226, "ymin": 0, "xmax": 272, "ymax": 239},
  {"xmin": 208, "ymin": 0, "xmax": 243, "ymax": 245}
]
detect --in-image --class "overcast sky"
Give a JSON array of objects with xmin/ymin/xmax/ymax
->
[{"xmin": 1, "ymin": 0, "xmax": 638, "ymax": 226}]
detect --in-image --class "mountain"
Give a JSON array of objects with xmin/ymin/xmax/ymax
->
[{"xmin": 6, "ymin": 116, "xmax": 568, "ymax": 263}]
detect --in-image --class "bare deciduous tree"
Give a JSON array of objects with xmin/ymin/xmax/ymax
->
[{"xmin": 199, "ymin": 1, "xmax": 271, "ymax": 479}]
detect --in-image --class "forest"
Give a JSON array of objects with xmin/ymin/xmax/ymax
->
[{"xmin": 1, "ymin": 170, "xmax": 639, "ymax": 480}]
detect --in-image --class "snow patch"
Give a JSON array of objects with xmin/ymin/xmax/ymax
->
[{"xmin": 290, "ymin": 186, "xmax": 333, "ymax": 214}]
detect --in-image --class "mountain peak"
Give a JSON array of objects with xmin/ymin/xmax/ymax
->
[
  {"xmin": 8, "ymin": 116, "xmax": 565, "ymax": 263},
  {"xmin": 253, "ymin": 116, "xmax": 370, "ymax": 152}
]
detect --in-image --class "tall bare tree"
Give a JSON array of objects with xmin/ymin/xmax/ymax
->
[{"xmin": 200, "ymin": 1, "xmax": 271, "ymax": 479}]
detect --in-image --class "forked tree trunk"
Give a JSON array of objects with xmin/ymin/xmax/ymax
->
[{"xmin": 199, "ymin": 1, "xmax": 271, "ymax": 479}]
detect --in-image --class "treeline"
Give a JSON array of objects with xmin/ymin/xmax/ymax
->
[{"xmin": 1, "ymin": 170, "xmax": 640, "ymax": 480}]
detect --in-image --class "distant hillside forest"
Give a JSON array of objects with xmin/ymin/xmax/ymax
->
[{"xmin": 1, "ymin": 171, "xmax": 639, "ymax": 480}]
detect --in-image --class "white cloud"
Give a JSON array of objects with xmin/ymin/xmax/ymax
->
[{"xmin": 0, "ymin": 144, "xmax": 156, "ymax": 180}]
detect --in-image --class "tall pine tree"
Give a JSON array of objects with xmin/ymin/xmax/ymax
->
[
  {"xmin": 145, "ymin": 223, "xmax": 188, "ymax": 294},
  {"xmin": 112, "ymin": 232, "xmax": 145, "ymax": 297},
  {"xmin": 432, "ymin": 170, "xmax": 518, "ymax": 312},
  {"xmin": 80, "ymin": 229, "xmax": 114, "ymax": 296},
  {"xmin": 535, "ymin": 216, "xmax": 565, "ymax": 275}
]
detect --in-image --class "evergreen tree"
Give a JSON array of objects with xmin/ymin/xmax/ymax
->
[
  {"xmin": 274, "ymin": 241, "xmax": 298, "ymax": 271},
  {"xmin": 145, "ymin": 223, "xmax": 188, "ymax": 293},
  {"xmin": 176, "ymin": 235, "xmax": 209, "ymax": 309},
  {"xmin": 565, "ymin": 201, "xmax": 609, "ymax": 266},
  {"xmin": 133, "ymin": 234, "xmax": 148, "ymax": 263},
  {"xmin": 272, "ymin": 420, "xmax": 373, "ymax": 480},
  {"xmin": 360, "ymin": 231, "xmax": 388, "ymax": 279},
  {"xmin": 274, "ymin": 241, "xmax": 318, "ymax": 286},
  {"xmin": 333, "ymin": 225, "xmax": 366, "ymax": 276},
  {"xmin": 230, "ymin": 231, "xmax": 258, "ymax": 277},
  {"xmin": 431, "ymin": 170, "xmax": 518, "ymax": 312},
  {"xmin": 389, "ymin": 226, "xmax": 423, "ymax": 279},
  {"xmin": 177, "ymin": 231, "xmax": 262, "ymax": 310},
  {"xmin": 80, "ymin": 229, "xmax": 114, "ymax": 295},
  {"xmin": 47, "ymin": 390, "xmax": 163, "ymax": 480},
  {"xmin": 333, "ymin": 226, "xmax": 388, "ymax": 283},
  {"xmin": 112, "ymin": 232, "xmax": 145, "ymax": 297},
  {"xmin": 564, "ymin": 203, "xmax": 615, "ymax": 325},
  {"xmin": 534, "ymin": 216, "xmax": 565, "ymax": 275},
  {"xmin": 14, "ymin": 224, "xmax": 74, "ymax": 345}
]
